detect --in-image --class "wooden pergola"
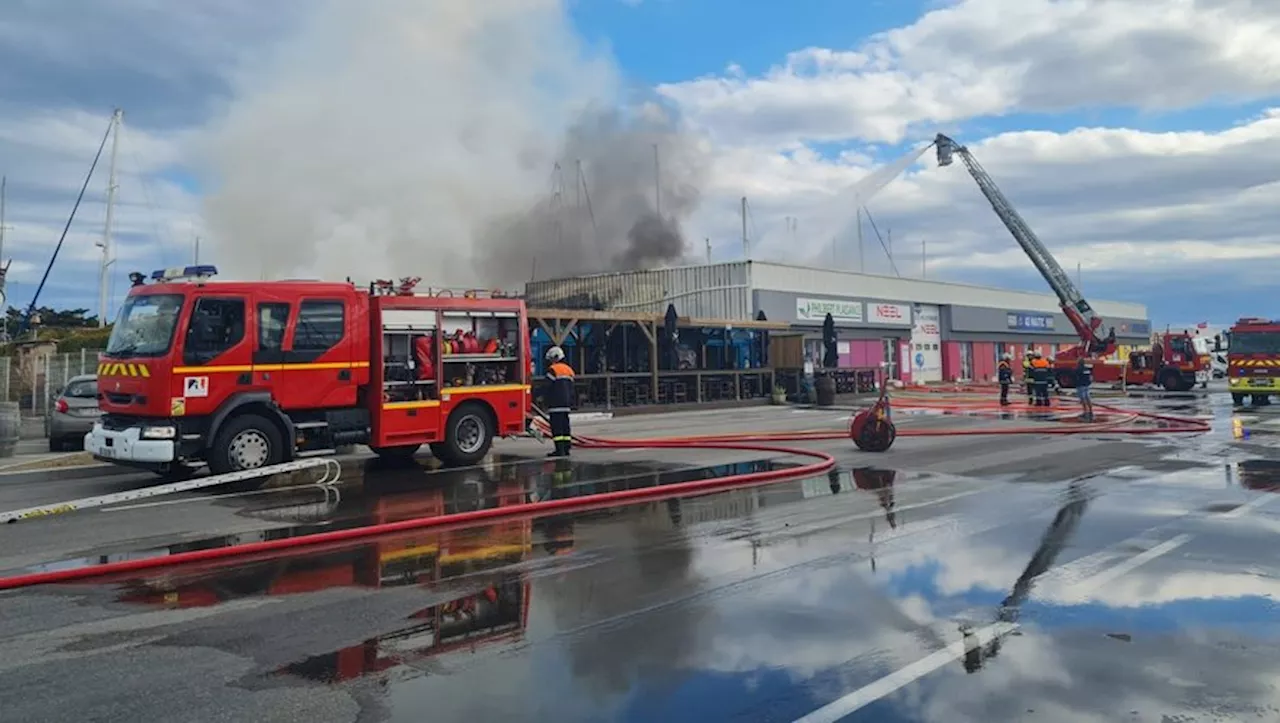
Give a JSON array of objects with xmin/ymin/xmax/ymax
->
[{"xmin": 528, "ymin": 307, "xmax": 791, "ymax": 408}]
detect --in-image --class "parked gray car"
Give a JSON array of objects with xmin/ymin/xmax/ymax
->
[{"xmin": 46, "ymin": 374, "xmax": 101, "ymax": 451}]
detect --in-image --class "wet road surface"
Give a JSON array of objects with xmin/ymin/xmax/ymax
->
[{"xmin": 2, "ymin": 395, "xmax": 1280, "ymax": 722}]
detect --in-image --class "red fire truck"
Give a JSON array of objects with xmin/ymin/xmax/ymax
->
[
  {"xmin": 933, "ymin": 135, "xmax": 1209, "ymax": 392},
  {"xmin": 1226, "ymin": 317, "xmax": 1280, "ymax": 405},
  {"xmin": 85, "ymin": 266, "xmax": 532, "ymax": 476}
]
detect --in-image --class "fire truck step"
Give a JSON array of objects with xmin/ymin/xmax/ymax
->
[
  {"xmin": 295, "ymin": 448, "xmax": 337, "ymax": 458},
  {"xmin": 294, "ymin": 421, "xmax": 329, "ymax": 430}
]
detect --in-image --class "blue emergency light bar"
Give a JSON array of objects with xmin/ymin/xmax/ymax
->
[{"xmin": 151, "ymin": 265, "xmax": 218, "ymax": 281}]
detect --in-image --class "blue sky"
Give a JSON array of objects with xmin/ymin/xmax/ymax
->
[{"xmin": 1, "ymin": 0, "xmax": 1279, "ymax": 326}]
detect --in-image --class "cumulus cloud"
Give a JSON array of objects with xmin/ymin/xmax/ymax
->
[
  {"xmin": 687, "ymin": 111, "xmax": 1280, "ymax": 320},
  {"xmin": 659, "ymin": 0, "xmax": 1280, "ymax": 146}
]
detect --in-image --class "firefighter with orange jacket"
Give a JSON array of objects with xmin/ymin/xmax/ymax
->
[
  {"xmin": 1030, "ymin": 352, "xmax": 1053, "ymax": 407},
  {"xmin": 543, "ymin": 346, "xmax": 575, "ymax": 457}
]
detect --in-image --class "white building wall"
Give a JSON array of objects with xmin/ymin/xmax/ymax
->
[
  {"xmin": 910, "ymin": 304, "xmax": 943, "ymax": 382},
  {"xmin": 748, "ymin": 261, "xmax": 1147, "ymax": 320}
]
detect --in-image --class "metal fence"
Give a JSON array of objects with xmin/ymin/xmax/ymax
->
[{"xmin": 0, "ymin": 350, "xmax": 104, "ymax": 415}]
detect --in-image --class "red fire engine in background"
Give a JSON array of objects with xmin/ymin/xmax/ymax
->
[
  {"xmin": 85, "ymin": 266, "xmax": 532, "ymax": 476},
  {"xmin": 1226, "ymin": 317, "xmax": 1280, "ymax": 405}
]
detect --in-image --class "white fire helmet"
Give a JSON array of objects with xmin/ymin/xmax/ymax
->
[{"xmin": 545, "ymin": 346, "xmax": 565, "ymax": 362}]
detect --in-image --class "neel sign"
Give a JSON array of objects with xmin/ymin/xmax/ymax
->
[{"xmin": 868, "ymin": 303, "xmax": 911, "ymax": 324}]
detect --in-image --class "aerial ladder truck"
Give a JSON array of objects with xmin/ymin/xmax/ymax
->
[{"xmin": 933, "ymin": 134, "xmax": 1208, "ymax": 392}]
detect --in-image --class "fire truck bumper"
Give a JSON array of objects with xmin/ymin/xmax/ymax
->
[{"xmin": 84, "ymin": 422, "xmax": 177, "ymax": 467}]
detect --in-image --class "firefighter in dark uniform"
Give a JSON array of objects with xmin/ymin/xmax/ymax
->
[
  {"xmin": 1030, "ymin": 353, "xmax": 1053, "ymax": 407},
  {"xmin": 543, "ymin": 346, "xmax": 575, "ymax": 457},
  {"xmin": 1022, "ymin": 352, "xmax": 1035, "ymax": 405},
  {"xmin": 997, "ymin": 353, "xmax": 1013, "ymax": 406}
]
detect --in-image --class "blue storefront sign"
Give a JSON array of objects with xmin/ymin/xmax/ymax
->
[{"xmin": 1006, "ymin": 312, "xmax": 1055, "ymax": 331}]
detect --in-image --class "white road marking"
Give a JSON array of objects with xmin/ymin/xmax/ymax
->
[
  {"xmin": 792, "ymin": 622, "xmax": 1018, "ymax": 723},
  {"xmin": 1070, "ymin": 534, "xmax": 1191, "ymax": 595},
  {"xmin": 789, "ymin": 482, "xmax": 1278, "ymax": 723}
]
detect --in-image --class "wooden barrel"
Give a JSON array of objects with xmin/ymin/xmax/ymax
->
[
  {"xmin": 815, "ymin": 374, "xmax": 836, "ymax": 407},
  {"xmin": 0, "ymin": 402, "xmax": 19, "ymax": 458}
]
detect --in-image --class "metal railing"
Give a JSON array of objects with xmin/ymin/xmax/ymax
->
[{"xmin": 0, "ymin": 349, "xmax": 104, "ymax": 415}]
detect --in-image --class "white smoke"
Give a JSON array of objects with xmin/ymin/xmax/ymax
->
[{"xmin": 197, "ymin": 0, "xmax": 707, "ymax": 288}]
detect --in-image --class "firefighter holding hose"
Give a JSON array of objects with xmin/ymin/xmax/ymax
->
[
  {"xmin": 542, "ymin": 346, "xmax": 575, "ymax": 457},
  {"xmin": 997, "ymin": 353, "xmax": 1013, "ymax": 406}
]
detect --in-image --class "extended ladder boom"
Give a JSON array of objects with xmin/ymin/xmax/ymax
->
[{"xmin": 934, "ymin": 134, "xmax": 1114, "ymax": 356}]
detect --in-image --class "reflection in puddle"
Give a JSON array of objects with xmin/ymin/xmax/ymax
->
[
  {"xmin": 1228, "ymin": 460, "xmax": 1280, "ymax": 491},
  {"xmin": 16, "ymin": 456, "xmax": 795, "ymax": 577}
]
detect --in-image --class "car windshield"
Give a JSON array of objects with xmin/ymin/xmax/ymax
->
[
  {"xmin": 105, "ymin": 294, "xmax": 184, "ymax": 357},
  {"xmin": 1230, "ymin": 331, "xmax": 1280, "ymax": 355},
  {"xmin": 62, "ymin": 379, "xmax": 98, "ymax": 398}
]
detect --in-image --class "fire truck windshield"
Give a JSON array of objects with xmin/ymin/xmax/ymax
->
[
  {"xmin": 106, "ymin": 293, "xmax": 184, "ymax": 357},
  {"xmin": 1229, "ymin": 331, "xmax": 1280, "ymax": 355}
]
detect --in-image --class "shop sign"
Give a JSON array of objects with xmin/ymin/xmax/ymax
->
[
  {"xmin": 796, "ymin": 297, "xmax": 863, "ymax": 323},
  {"xmin": 1007, "ymin": 312, "xmax": 1055, "ymax": 331},
  {"xmin": 868, "ymin": 303, "xmax": 912, "ymax": 324}
]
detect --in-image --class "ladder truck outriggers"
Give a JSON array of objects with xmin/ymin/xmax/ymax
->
[{"xmin": 933, "ymin": 134, "xmax": 1209, "ymax": 392}]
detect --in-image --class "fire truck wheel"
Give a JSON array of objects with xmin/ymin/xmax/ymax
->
[
  {"xmin": 208, "ymin": 414, "xmax": 284, "ymax": 476},
  {"xmin": 438, "ymin": 403, "xmax": 494, "ymax": 466},
  {"xmin": 1232, "ymin": 393, "xmax": 1246, "ymax": 406},
  {"xmin": 1159, "ymin": 370, "xmax": 1185, "ymax": 392}
]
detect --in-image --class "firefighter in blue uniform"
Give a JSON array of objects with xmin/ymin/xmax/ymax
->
[
  {"xmin": 543, "ymin": 346, "xmax": 575, "ymax": 457},
  {"xmin": 997, "ymin": 353, "xmax": 1013, "ymax": 405}
]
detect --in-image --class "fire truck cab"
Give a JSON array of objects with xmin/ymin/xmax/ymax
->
[
  {"xmin": 85, "ymin": 266, "xmax": 531, "ymax": 476},
  {"xmin": 1226, "ymin": 317, "xmax": 1280, "ymax": 406}
]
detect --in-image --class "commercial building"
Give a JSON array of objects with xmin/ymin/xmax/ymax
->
[{"xmin": 524, "ymin": 260, "xmax": 1150, "ymax": 383}]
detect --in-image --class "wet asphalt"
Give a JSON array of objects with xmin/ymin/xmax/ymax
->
[{"xmin": 2, "ymin": 390, "xmax": 1280, "ymax": 722}]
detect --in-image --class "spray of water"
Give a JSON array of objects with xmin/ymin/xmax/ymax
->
[{"xmin": 197, "ymin": 0, "xmax": 707, "ymax": 288}]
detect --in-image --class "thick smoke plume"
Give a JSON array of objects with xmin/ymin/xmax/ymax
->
[
  {"xmin": 476, "ymin": 102, "xmax": 709, "ymax": 284},
  {"xmin": 197, "ymin": 0, "xmax": 708, "ymax": 288}
]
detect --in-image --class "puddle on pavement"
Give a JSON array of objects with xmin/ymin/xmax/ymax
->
[
  {"xmin": 1227, "ymin": 460, "xmax": 1280, "ymax": 491},
  {"xmin": 10, "ymin": 455, "xmax": 800, "ymax": 578}
]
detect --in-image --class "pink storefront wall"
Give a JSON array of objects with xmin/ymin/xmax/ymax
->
[
  {"xmin": 838, "ymin": 340, "xmax": 883, "ymax": 369},
  {"xmin": 942, "ymin": 342, "xmax": 1000, "ymax": 381},
  {"xmin": 942, "ymin": 342, "xmax": 962, "ymax": 380},
  {"xmin": 973, "ymin": 342, "xmax": 997, "ymax": 381}
]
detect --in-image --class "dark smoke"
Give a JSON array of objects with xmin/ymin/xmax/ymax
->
[{"xmin": 475, "ymin": 101, "xmax": 710, "ymax": 285}]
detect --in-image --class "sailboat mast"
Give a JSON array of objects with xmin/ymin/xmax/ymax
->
[{"xmin": 98, "ymin": 108, "xmax": 122, "ymax": 328}]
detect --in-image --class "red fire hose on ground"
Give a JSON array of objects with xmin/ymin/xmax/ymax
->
[{"xmin": 0, "ymin": 392, "xmax": 1209, "ymax": 591}]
